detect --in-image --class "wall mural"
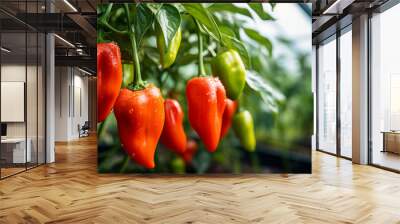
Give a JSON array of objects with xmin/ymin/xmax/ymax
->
[{"xmin": 97, "ymin": 3, "xmax": 313, "ymax": 174}]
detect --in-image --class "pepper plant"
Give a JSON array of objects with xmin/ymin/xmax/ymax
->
[{"xmin": 97, "ymin": 3, "xmax": 312, "ymax": 173}]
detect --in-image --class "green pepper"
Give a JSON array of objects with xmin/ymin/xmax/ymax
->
[
  {"xmin": 122, "ymin": 63, "xmax": 134, "ymax": 88},
  {"xmin": 233, "ymin": 110, "xmax": 256, "ymax": 152},
  {"xmin": 171, "ymin": 157, "xmax": 185, "ymax": 174},
  {"xmin": 211, "ymin": 49, "xmax": 246, "ymax": 100},
  {"xmin": 156, "ymin": 26, "xmax": 182, "ymax": 69}
]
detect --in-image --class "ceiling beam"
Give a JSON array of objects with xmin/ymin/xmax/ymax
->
[
  {"xmin": 67, "ymin": 13, "xmax": 96, "ymax": 46},
  {"xmin": 55, "ymin": 55, "xmax": 96, "ymax": 71}
]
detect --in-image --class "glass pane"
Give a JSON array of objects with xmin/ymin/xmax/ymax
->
[
  {"xmin": 38, "ymin": 32, "xmax": 45, "ymax": 165},
  {"xmin": 0, "ymin": 1, "xmax": 46, "ymax": 178},
  {"xmin": 340, "ymin": 29, "xmax": 352, "ymax": 158},
  {"xmin": 1, "ymin": 30, "xmax": 27, "ymax": 177},
  {"xmin": 318, "ymin": 37, "xmax": 337, "ymax": 154},
  {"xmin": 371, "ymin": 4, "xmax": 400, "ymax": 171}
]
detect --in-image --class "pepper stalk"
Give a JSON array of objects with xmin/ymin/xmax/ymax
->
[
  {"xmin": 124, "ymin": 3, "xmax": 146, "ymax": 90},
  {"xmin": 194, "ymin": 19, "xmax": 206, "ymax": 77}
]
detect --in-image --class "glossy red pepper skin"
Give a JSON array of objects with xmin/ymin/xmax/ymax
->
[
  {"xmin": 220, "ymin": 99, "xmax": 238, "ymax": 139},
  {"xmin": 113, "ymin": 84, "xmax": 165, "ymax": 169},
  {"xmin": 186, "ymin": 77, "xmax": 226, "ymax": 152},
  {"xmin": 160, "ymin": 99, "xmax": 187, "ymax": 154},
  {"xmin": 181, "ymin": 139, "xmax": 198, "ymax": 163},
  {"xmin": 97, "ymin": 42, "xmax": 123, "ymax": 122}
]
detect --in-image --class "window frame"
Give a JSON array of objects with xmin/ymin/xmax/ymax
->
[
  {"xmin": 367, "ymin": 0, "xmax": 400, "ymax": 173},
  {"xmin": 315, "ymin": 23, "xmax": 353, "ymax": 160}
]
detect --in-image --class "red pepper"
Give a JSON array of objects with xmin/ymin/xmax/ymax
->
[
  {"xmin": 181, "ymin": 139, "xmax": 198, "ymax": 163},
  {"xmin": 186, "ymin": 77, "xmax": 226, "ymax": 152},
  {"xmin": 220, "ymin": 99, "xmax": 238, "ymax": 139},
  {"xmin": 97, "ymin": 42, "xmax": 122, "ymax": 122},
  {"xmin": 160, "ymin": 99, "xmax": 187, "ymax": 154},
  {"xmin": 113, "ymin": 84, "xmax": 165, "ymax": 169}
]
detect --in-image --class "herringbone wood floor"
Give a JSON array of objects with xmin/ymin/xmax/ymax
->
[{"xmin": 1, "ymin": 135, "xmax": 400, "ymax": 224}]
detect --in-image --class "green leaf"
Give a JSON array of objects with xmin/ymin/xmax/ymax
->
[
  {"xmin": 195, "ymin": 20, "xmax": 250, "ymax": 68},
  {"xmin": 97, "ymin": 4, "xmax": 107, "ymax": 16},
  {"xmin": 219, "ymin": 25, "xmax": 236, "ymax": 38},
  {"xmin": 185, "ymin": 5, "xmax": 249, "ymax": 66},
  {"xmin": 221, "ymin": 33, "xmax": 250, "ymax": 68},
  {"xmin": 191, "ymin": 145, "xmax": 211, "ymax": 174},
  {"xmin": 208, "ymin": 3, "xmax": 252, "ymax": 18},
  {"xmin": 134, "ymin": 4, "xmax": 154, "ymax": 46},
  {"xmin": 183, "ymin": 3, "xmax": 221, "ymax": 42},
  {"xmin": 246, "ymin": 70, "xmax": 285, "ymax": 113},
  {"xmin": 143, "ymin": 46, "xmax": 160, "ymax": 66},
  {"xmin": 249, "ymin": 3, "xmax": 274, "ymax": 20},
  {"xmin": 175, "ymin": 53, "xmax": 198, "ymax": 66},
  {"xmin": 146, "ymin": 3, "xmax": 163, "ymax": 14},
  {"xmin": 155, "ymin": 4, "xmax": 181, "ymax": 51},
  {"xmin": 172, "ymin": 3, "xmax": 186, "ymax": 13},
  {"xmin": 203, "ymin": 3, "xmax": 215, "ymax": 8},
  {"xmin": 210, "ymin": 26, "xmax": 250, "ymax": 68},
  {"xmin": 244, "ymin": 28, "xmax": 272, "ymax": 56}
]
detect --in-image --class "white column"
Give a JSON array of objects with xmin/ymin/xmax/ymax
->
[
  {"xmin": 46, "ymin": 32, "xmax": 55, "ymax": 163},
  {"xmin": 352, "ymin": 14, "xmax": 369, "ymax": 164},
  {"xmin": 45, "ymin": 0, "xmax": 55, "ymax": 163}
]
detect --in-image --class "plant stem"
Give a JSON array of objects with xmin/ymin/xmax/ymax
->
[
  {"xmin": 194, "ymin": 19, "xmax": 206, "ymax": 77},
  {"xmin": 97, "ymin": 29, "xmax": 104, "ymax": 43},
  {"xmin": 120, "ymin": 156, "xmax": 130, "ymax": 173},
  {"xmin": 102, "ymin": 22, "xmax": 128, "ymax": 35},
  {"xmin": 124, "ymin": 3, "xmax": 145, "ymax": 89},
  {"xmin": 104, "ymin": 3, "xmax": 113, "ymax": 19},
  {"xmin": 99, "ymin": 3, "xmax": 128, "ymax": 35},
  {"xmin": 207, "ymin": 45, "xmax": 217, "ymax": 57},
  {"xmin": 129, "ymin": 33, "xmax": 144, "ymax": 87}
]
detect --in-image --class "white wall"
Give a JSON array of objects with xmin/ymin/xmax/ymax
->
[
  {"xmin": 1, "ymin": 64, "xmax": 46, "ymax": 164},
  {"xmin": 54, "ymin": 66, "xmax": 89, "ymax": 141},
  {"xmin": 1, "ymin": 65, "xmax": 33, "ymax": 138},
  {"xmin": 71, "ymin": 73, "xmax": 89, "ymax": 138},
  {"xmin": 1, "ymin": 65, "xmax": 26, "ymax": 139},
  {"xmin": 55, "ymin": 66, "xmax": 69, "ymax": 141}
]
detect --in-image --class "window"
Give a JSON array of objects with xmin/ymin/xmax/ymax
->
[
  {"xmin": 339, "ymin": 28, "xmax": 352, "ymax": 158},
  {"xmin": 370, "ymin": 3, "xmax": 400, "ymax": 171},
  {"xmin": 317, "ymin": 36, "xmax": 337, "ymax": 154},
  {"xmin": 0, "ymin": 1, "xmax": 46, "ymax": 179}
]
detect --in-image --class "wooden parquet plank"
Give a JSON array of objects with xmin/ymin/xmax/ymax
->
[{"xmin": 0, "ymin": 135, "xmax": 399, "ymax": 223}]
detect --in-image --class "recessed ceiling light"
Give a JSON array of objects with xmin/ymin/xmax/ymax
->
[
  {"xmin": 322, "ymin": 0, "xmax": 353, "ymax": 15},
  {"xmin": 63, "ymin": 0, "xmax": 78, "ymax": 12},
  {"xmin": 77, "ymin": 67, "xmax": 93, "ymax": 76},
  {"xmin": 1, "ymin": 47, "xmax": 11, "ymax": 53},
  {"xmin": 54, "ymin": 34, "xmax": 75, "ymax": 48}
]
